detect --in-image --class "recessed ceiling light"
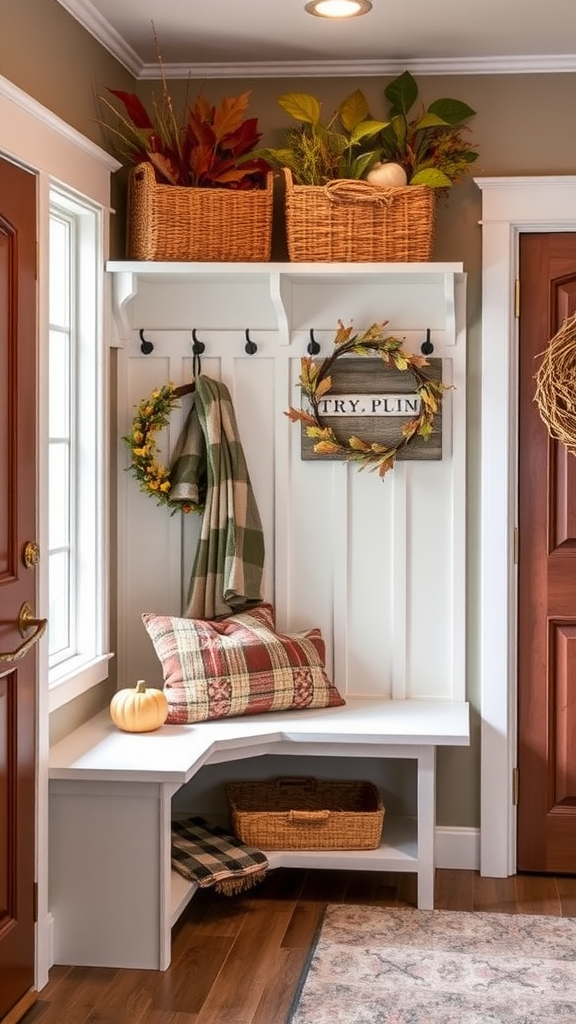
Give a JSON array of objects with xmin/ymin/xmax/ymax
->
[{"xmin": 304, "ymin": 0, "xmax": 373, "ymax": 18}]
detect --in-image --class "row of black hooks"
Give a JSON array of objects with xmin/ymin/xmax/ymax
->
[
  {"xmin": 138, "ymin": 326, "xmax": 435, "ymax": 361},
  {"xmin": 138, "ymin": 328, "xmax": 260, "ymax": 358}
]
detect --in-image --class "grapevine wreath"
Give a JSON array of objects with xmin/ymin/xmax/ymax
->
[
  {"xmin": 123, "ymin": 382, "xmax": 202, "ymax": 514},
  {"xmin": 534, "ymin": 312, "xmax": 576, "ymax": 456},
  {"xmin": 286, "ymin": 321, "xmax": 447, "ymax": 477}
]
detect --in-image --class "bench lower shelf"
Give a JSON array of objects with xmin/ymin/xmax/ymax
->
[{"xmin": 170, "ymin": 815, "xmax": 418, "ymax": 924}]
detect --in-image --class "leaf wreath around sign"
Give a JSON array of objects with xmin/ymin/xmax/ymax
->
[
  {"xmin": 534, "ymin": 312, "xmax": 576, "ymax": 456},
  {"xmin": 123, "ymin": 381, "xmax": 203, "ymax": 515},
  {"xmin": 285, "ymin": 321, "xmax": 448, "ymax": 478}
]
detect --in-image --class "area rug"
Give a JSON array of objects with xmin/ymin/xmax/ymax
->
[{"xmin": 287, "ymin": 905, "xmax": 576, "ymax": 1024}]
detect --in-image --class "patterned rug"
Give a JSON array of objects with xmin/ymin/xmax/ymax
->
[{"xmin": 287, "ymin": 905, "xmax": 576, "ymax": 1024}]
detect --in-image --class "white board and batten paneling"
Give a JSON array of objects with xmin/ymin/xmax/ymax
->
[
  {"xmin": 45, "ymin": 261, "xmax": 469, "ymax": 972},
  {"xmin": 109, "ymin": 261, "xmax": 467, "ymax": 706}
]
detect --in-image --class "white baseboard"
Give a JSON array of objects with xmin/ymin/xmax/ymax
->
[
  {"xmin": 46, "ymin": 912, "xmax": 54, "ymax": 972},
  {"xmin": 435, "ymin": 826, "xmax": 480, "ymax": 870}
]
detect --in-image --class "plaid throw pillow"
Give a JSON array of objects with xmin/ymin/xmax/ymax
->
[{"xmin": 142, "ymin": 603, "xmax": 345, "ymax": 724}]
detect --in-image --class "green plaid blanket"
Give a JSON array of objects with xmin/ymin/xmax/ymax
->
[
  {"xmin": 171, "ymin": 816, "xmax": 269, "ymax": 895},
  {"xmin": 169, "ymin": 375, "xmax": 265, "ymax": 620}
]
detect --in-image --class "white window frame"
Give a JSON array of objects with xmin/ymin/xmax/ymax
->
[{"xmin": 47, "ymin": 186, "xmax": 111, "ymax": 711}]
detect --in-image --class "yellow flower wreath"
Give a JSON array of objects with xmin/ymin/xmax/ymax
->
[{"xmin": 123, "ymin": 382, "xmax": 201, "ymax": 514}]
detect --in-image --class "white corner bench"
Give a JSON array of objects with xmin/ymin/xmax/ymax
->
[{"xmin": 48, "ymin": 698, "xmax": 470, "ymax": 970}]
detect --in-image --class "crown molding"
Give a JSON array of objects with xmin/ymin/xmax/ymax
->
[
  {"xmin": 145, "ymin": 53, "xmax": 576, "ymax": 79},
  {"xmin": 55, "ymin": 0, "xmax": 144, "ymax": 77},
  {"xmin": 54, "ymin": 2, "xmax": 576, "ymax": 80},
  {"xmin": 0, "ymin": 73, "xmax": 121, "ymax": 171}
]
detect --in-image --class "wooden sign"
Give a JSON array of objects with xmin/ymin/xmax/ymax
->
[{"xmin": 301, "ymin": 356, "xmax": 443, "ymax": 462}]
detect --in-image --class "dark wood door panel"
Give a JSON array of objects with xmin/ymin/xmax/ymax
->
[
  {"xmin": 554, "ymin": 274, "xmax": 576, "ymax": 323},
  {"xmin": 550, "ymin": 621, "xmax": 576, "ymax": 806},
  {"xmin": 0, "ymin": 226, "xmax": 13, "ymax": 581},
  {"xmin": 518, "ymin": 232, "xmax": 576, "ymax": 872},
  {"xmin": 551, "ymin": 446, "xmax": 576, "ymax": 549},
  {"xmin": 0, "ymin": 155, "xmax": 37, "ymax": 1019}
]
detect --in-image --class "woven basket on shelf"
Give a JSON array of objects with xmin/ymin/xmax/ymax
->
[
  {"xmin": 283, "ymin": 167, "xmax": 436, "ymax": 263},
  {"xmin": 127, "ymin": 162, "xmax": 274, "ymax": 262},
  {"xmin": 227, "ymin": 777, "xmax": 385, "ymax": 851}
]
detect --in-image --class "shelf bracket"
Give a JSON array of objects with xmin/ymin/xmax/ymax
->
[{"xmin": 110, "ymin": 271, "xmax": 138, "ymax": 347}]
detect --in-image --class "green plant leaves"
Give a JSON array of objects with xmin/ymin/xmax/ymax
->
[
  {"xmin": 384, "ymin": 71, "xmax": 419, "ymax": 117},
  {"xmin": 262, "ymin": 72, "xmax": 478, "ymax": 188},
  {"xmin": 278, "ymin": 93, "xmax": 321, "ymax": 127},
  {"xmin": 348, "ymin": 150, "xmax": 381, "ymax": 180},
  {"xmin": 351, "ymin": 119, "xmax": 389, "ymax": 142},
  {"xmin": 410, "ymin": 167, "xmax": 453, "ymax": 187},
  {"xmin": 428, "ymin": 98, "xmax": 476, "ymax": 124},
  {"xmin": 414, "ymin": 112, "xmax": 454, "ymax": 130}
]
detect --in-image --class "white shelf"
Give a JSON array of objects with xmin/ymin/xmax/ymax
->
[
  {"xmin": 106, "ymin": 259, "xmax": 465, "ymax": 343},
  {"xmin": 106, "ymin": 260, "xmax": 464, "ymax": 278},
  {"xmin": 170, "ymin": 871, "xmax": 197, "ymax": 925},
  {"xmin": 169, "ymin": 815, "xmax": 416, "ymax": 924},
  {"xmin": 265, "ymin": 815, "xmax": 417, "ymax": 872}
]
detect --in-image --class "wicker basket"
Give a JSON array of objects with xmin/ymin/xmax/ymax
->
[
  {"xmin": 127, "ymin": 162, "xmax": 274, "ymax": 262},
  {"xmin": 283, "ymin": 167, "xmax": 435, "ymax": 263},
  {"xmin": 227, "ymin": 777, "xmax": 385, "ymax": 851}
]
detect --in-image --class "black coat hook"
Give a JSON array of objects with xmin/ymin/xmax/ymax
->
[
  {"xmin": 307, "ymin": 329, "xmax": 321, "ymax": 355},
  {"xmin": 191, "ymin": 328, "xmax": 205, "ymax": 356},
  {"xmin": 139, "ymin": 329, "xmax": 154, "ymax": 355},
  {"xmin": 421, "ymin": 328, "xmax": 434, "ymax": 355},
  {"xmin": 245, "ymin": 330, "xmax": 257, "ymax": 355},
  {"xmin": 191, "ymin": 329, "xmax": 205, "ymax": 378}
]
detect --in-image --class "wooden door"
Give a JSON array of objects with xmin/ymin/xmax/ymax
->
[
  {"xmin": 517, "ymin": 232, "xmax": 576, "ymax": 873},
  {"xmin": 0, "ymin": 155, "xmax": 40, "ymax": 1020}
]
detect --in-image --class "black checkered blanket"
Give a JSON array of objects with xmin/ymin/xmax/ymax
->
[{"xmin": 171, "ymin": 816, "xmax": 269, "ymax": 895}]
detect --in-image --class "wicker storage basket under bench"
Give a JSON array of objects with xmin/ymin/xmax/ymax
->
[
  {"xmin": 127, "ymin": 162, "xmax": 274, "ymax": 262},
  {"xmin": 227, "ymin": 777, "xmax": 385, "ymax": 851},
  {"xmin": 283, "ymin": 167, "xmax": 436, "ymax": 263}
]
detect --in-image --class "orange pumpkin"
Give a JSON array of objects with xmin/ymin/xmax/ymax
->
[{"xmin": 109, "ymin": 679, "xmax": 168, "ymax": 733}]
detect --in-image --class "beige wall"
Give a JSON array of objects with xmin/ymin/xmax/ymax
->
[{"xmin": 4, "ymin": 4, "xmax": 576, "ymax": 825}]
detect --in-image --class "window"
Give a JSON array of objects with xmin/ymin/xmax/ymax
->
[{"xmin": 48, "ymin": 187, "xmax": 110, "ymax": 709}]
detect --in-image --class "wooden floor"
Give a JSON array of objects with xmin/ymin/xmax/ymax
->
[{"xmin": 21, "ymin": 868, "xmax": 576, "ymax": 1024}]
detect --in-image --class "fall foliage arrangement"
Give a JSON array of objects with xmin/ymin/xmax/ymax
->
[
  {"xmin": 259, "ymin": 70, "xmax": 478, "ymax": 189},
  {"xmin": 100, "ymin": 83, "xmax": 270, "ymax": 190},
  {"xmin": 286, "ymin": 322, "xmax": 446, "ymax": 478}
]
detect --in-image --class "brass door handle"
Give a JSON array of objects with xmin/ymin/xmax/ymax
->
[{"xmin": 0, "ymin": 602, "xmax": 48, "ymax": 663}]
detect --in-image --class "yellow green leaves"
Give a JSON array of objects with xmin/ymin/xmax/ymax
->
[
  {"xmin": 339, "ymin": 90, "xmax": 369, "ymax": 131},
  {"xmin": 278, "ymin": 93, "xmax": 322, "ymax": 127},
  {"xmin": 263, "ymin": 90, "xmax": 389, "ymax": 185},
  {"xmin": 411, "ymin": 168, "xmax": 453, "ymax": 188}
]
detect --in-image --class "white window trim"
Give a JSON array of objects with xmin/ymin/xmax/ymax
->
[{"xmin": 47, "ymin": 186, "xmax": 111, "ymax": 711}]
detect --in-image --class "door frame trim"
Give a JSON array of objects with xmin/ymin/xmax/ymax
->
[
  {"xmin": 0, "ymin": 72, "xmax": 118, "ymax": 993},
  {"xmin": 475, "ymin": 176, "xmax": 576, "ymax": 876}
]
